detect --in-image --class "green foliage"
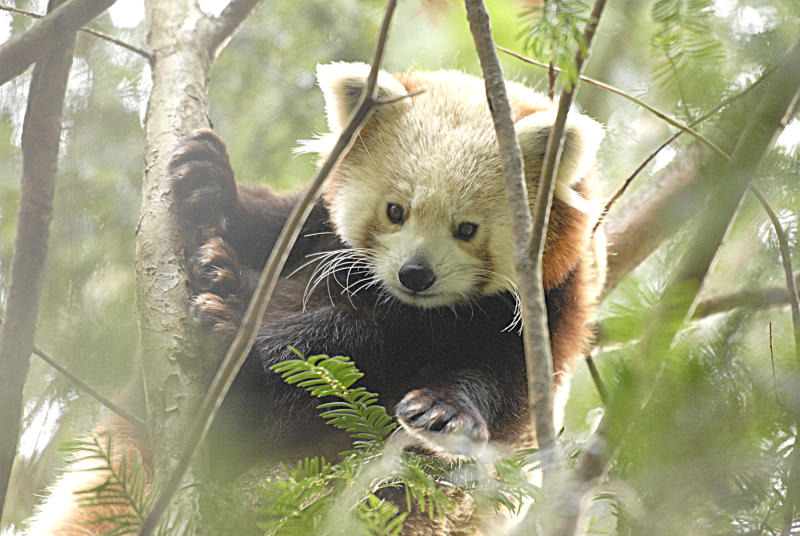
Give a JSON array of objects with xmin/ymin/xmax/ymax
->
[
  {"xmin": 68, "ymin": 432, "xmax": 151, "ymax": 536},
  {"xmin": 519, "ymin": 0, "xmax": 593, "ymax": 89},
  {"xmin": 650, "ymin": 0, "xmax": 724, "ymax": 92},
  {"xmin": 261, "ymin": 352, "xmax": 424, "ymax": 535},
  {"xmin": 262, "ymin": 352, "xmax": 543, "ymax": 535},
  {"xmin": 271, "ymin": 349, "xmax": 397, "ymax": 450}
]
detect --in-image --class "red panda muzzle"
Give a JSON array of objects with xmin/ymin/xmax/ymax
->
[{"xmin": 398, "ymin": 255, "xmax": 436, "ymax": 292}]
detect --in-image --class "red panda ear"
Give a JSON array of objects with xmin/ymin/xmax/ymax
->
[
  {"xmin": 316, "ymin": 62, "xmax": 410, "ymax": 132},
  {"xmin": 515, "ymin": 110, "xmax": 603, "ymax": 211}
]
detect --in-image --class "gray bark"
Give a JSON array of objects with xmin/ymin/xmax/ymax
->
[
  {"xmin": 135, "ymin": 0, "xmax": 262, "ymax": 529},
  {"xmin": 0, "ymin": 0, "xmax": 75, "ymax": 516}
]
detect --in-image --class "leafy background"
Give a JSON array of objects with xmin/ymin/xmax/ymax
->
[{"xmin": 0, "ymin": 0, "xmax": 799, "ymax": 534}]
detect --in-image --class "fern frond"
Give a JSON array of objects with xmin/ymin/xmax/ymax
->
[
  {"xmin": 271, "ymin": 350, "xmax": 397, "ymax": 449},
  {"xmin": 356, "ymin": 494, "xmax": 408, "ymax": 536},
  {"xmin": 397, "ymin": 456, "xmax": 455, "ymax": 520},
  {"xmin": 67, "ymin": 431, "xmax": 151, "ymax": 536},
  {"xmin": 650, "ymin": 0, "xmax": 724, "ymax": 90},
  {"xmin": 519, "ymin": 0, "xmax": 593, "ymax": 89}
]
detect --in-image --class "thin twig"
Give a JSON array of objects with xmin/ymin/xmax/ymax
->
[
  {"xmin": 0, "ymin": 5, "xmax": 152, "ymax": 60},
  {"xmin": 749, "ymin": 185, "xmax": 800, "ymax": 362},
  {"xmin": 497, "ymin": 45, "xmax": 729, "ymax": 160},
  {"xmin": 750, "ymin": 184, "xmax": 800, "ymax": 536},
  {"xmin": 767, "ymin": 322, "xmax": 787, "ymax": 410},
  {"xmin": 585, "ymin": 353, "xmax": 607, "ymax": 404},
  {"xmin": 592, "ymin": 129, "xmax": 680, "ymax": 234},
  {"xmin": 0, "ymin": 0, "xmax": 116, "ymax": 86},
  {"xmin": 137, "ymin": 1, "xmax": 400, "ymax": 533},
  {"xmin": 36, "ymin": 345, "xmax": 146, "ymax": 431},
  {"xmin": 593, "ymin": 63, "xmax": 779, "ymax": 235}
]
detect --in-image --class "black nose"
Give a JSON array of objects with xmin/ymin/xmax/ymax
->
[{"xmin": 398, "ymin": 257, "xmax": 436, "ymax": 292}]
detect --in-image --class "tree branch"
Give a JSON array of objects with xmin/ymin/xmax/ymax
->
[
  {"xmin": 640, "ymin": 40, "xmax": 800, "ymax": 366},
  {"xmin": 0, "ymin": 5, "xmax": 151, "ymax": 60},
  {"xmin": 693, "ymin": 274, "xmax": 800, "ymax": 320},
  {"xmin": 0, "ymin": 0, "xmax": 116, "ymax": 87},
  {"xmin": 33, "ymin": 342, "xmax": 146, "ymax": 431},
  {"xmin": 464, "ymin": 0, "xmax": 608, "ymax": 498},
  {"xmin": 0, "ymin": 317, "xmax": 144, "ymax": 429},
  {"xmin": 199, "ymin": 0, "xmax": 264, "ymax": 61},
  {"xmin": 0, "ymin": 0, "xmax": 75, "ymax": 516},
  {"xmin": 464, "ymin": 0, "xmax": 558, "ymax": 482},
  {"xmin": 137, "ymin": 1, "xmax": 400, "ymax": 533}
]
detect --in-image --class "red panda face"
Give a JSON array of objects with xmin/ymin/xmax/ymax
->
[
  {"xmin": 298, "ymin": 63, "xmax": 603, "ymax": 309},
  {"xmin": 333, "ymin": 167, "xmax": 508, "ymax": 308}
]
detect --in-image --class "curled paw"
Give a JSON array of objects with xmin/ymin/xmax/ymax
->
[
  {"xmin": 189, "ymin": 237, "xmax": 245, "ymax": 296},
  {"xmin": 189, "ymin": 292, "xmax": 243, "ymax": 335},
  {"xmin": 186, "ymin": 236, "xmax": 251, "ymax": 334},
  {"xmin": 395, "ymin": 389, "xmax": 490, "ymax": 447},
  {"xmin": 170, "ymin": 129, "xmax": 237, "ymax": 234}
]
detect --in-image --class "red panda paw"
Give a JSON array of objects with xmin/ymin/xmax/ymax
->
[
  {"xmin": 187, "ymin": 237, "xmax": 251, "ymax": 335},
  {"xmin": 170, "ymin": 129, "xmax": 237, "ymax": 235},
  {"xmin": 189, "ymin": 291, "xmax": 243, "ymax": 335},
  {"xmin": 189, "ymin": 237, "xmax": 247, "ymax": 296},
  {"xmin": 395, "ymin": 389, "xmax": 490, "ymax": 454}
]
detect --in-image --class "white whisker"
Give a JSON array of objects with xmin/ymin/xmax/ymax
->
[{"xmin": 294, "ymin": 247, "xmax": 378, "ymax": 309}]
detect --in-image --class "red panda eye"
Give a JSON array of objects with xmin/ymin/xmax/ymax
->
[
  {"xmin": 454, "ymin": 222, "xmax": 478, "ymax": 241},
  {"xmin": 387, "ymin": 203, "xmax": 405, "ymax": 224}
]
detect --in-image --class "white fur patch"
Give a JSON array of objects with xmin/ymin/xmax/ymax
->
[
  {"xmin": 316, "ymin": 62, "xmax": 409, "ymax": 133},
  {"xmin": 515, "ymin": 108, "xmax": 604, "ymax": 214}
]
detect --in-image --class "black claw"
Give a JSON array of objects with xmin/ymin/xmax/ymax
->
[{"xmin": 395, "ymin": 389, "xmax": 489, "ymax": 443}]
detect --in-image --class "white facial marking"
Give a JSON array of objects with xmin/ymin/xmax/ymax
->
[{"xmin": 306, "ymin": 65, "xmax": 602, "ymax": 309}]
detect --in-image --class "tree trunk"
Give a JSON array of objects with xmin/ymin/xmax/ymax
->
[
  {"xmin": 136, "ymin": 0, "xmax": 261, "ymax": 528},
  {"xmin": 0, "ymin": 0, "xmax": 75, "ymax": 515}
]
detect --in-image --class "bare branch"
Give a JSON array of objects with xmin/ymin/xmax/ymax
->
[
  {"xmin": 0, "ymin": 0, "xmax": 115, "ymax": 86},
  {"xmin": 464, "ymin": 0, "xmax": 558, "ymax": 481},
  {"xmin": 692, "ymin": 274, "xmax": 800, "ymax": 320},
  {"xmin": 464, "ymin": 0, "xmax": 609, "ymax": 498},
  {"xmin": 0, "ymin": 0, "xmax": 75, "ymax": 516},
  {"xmin": 200, "ymin": 0, "xmax": 264, "ymax": 61},
  {"xmin": 0, "ymin": 5, "xmax": 151, "ymax": 60},
  {"xmin": 584, "ymin": 354, "xmax": 607, "ymax": 404},
  {"xmin": 32, "ymin": 342, "xmax": 146, "ymax": 431},
  {"xmin": 137, "ymin": 1, "xmax": 399, "ymax": 532}
]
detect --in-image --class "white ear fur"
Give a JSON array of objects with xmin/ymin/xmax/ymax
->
[
  {"xmin": 316, "ymin": 62, "xmax": 409, "ymax": 132},
  {"xmin": 515, "ymin": 109, "xmax": 603, "ymax": 212}
]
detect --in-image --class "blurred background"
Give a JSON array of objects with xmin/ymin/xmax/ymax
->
[{"xmin": 0, "ymin": 0, "xmax": 799, "ymax": 533}]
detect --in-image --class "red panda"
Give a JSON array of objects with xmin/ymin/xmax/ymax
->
[{"xmin": 26, "ymin": 63, "xmax": 605, "ymax": 535}]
